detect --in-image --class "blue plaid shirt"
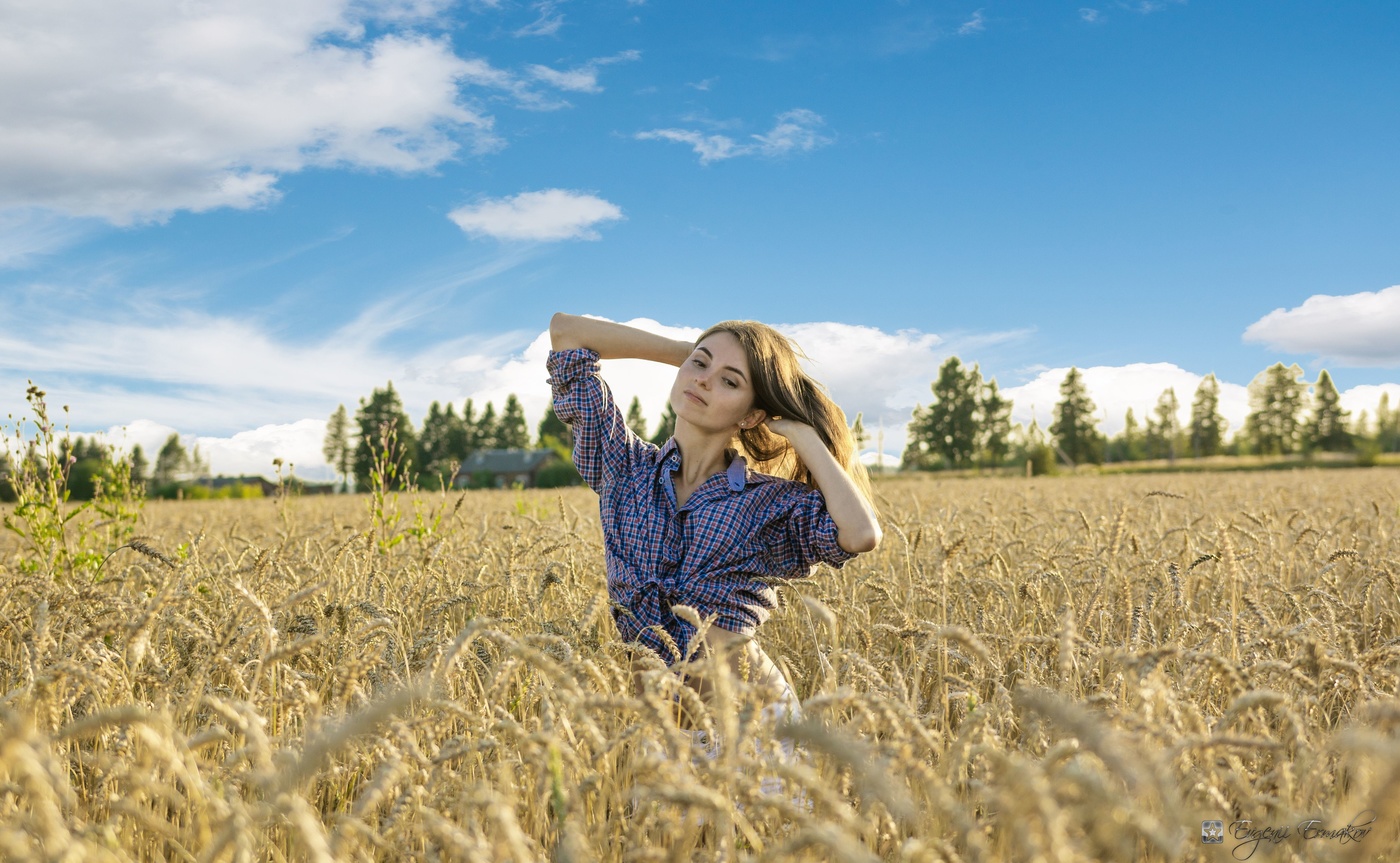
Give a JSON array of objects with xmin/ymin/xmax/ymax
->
[{"xmin": 547, "ymin": 348, "xmax": 855, "ymax": 660}]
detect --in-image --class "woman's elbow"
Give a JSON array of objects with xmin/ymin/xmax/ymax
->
[
  {"xmin": 840, "ymin": 524, "xmax": 882, "ymax": 554},
  {"xmin": 550, "ymin": 312, "xmax": 578, "ymax": 350}
]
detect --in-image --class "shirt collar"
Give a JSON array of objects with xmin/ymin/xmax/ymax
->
[{"xmin": 656, "ymin": 437, "xmax": 749, "ymax": 492}]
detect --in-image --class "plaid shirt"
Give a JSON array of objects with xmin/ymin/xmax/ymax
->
[{"xmin": 547, "ymin": 348, "xmax": 855, "ymax": 660}]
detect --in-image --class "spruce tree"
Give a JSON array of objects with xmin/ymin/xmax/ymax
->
[
  {"xmin": 979, "ymin": 378, "xmax": 1012, "ymax": 468},
  {"xmin": 323, "ymin": 404, "xmax": 351, "ymax": 491},
  {"xmin": 925, "ymin": 356, "xmax": 982, "ymax": 468},
  {"xmin": 476, "ymin": 402, "xmax": 499, "ymax": 450},
  {"xmin": 1145, "ymin": 388, "xmax": 1182, "ymax": 462},
  {"xmin": 1306, "ymin": 369, "xmax": 1350, "ymax": 452},
  {"xmin": 1189, "ymin": 374, "xmax": 1226, "ymax": 458},
  {"xmin": 497, "ymin": 395, "xmax": 530, "ymax": 449},
  {"xmin": 626, "ymin": 396, "xmax": 649, "ymax": 440},
  {"xmin": 650, "ymin": 403, "xmax": 676, "ymax": 445},
  {"xmin": 1244, "ymin": 363, "xmax": 1306, "ymax": 455},
  {"xmin": 1050, "ymin": 367, "xmax": 1103, "ymax": 466},
  {"xmin": 1115, "ymin": 408, "xmax": 1144, "ymax": 462},
  {"xmin": 353, "ymin": 382, "xmax": 416, "ymax": 492},
  {"xmin": 538, "ymin": 404, "xmax": 572, "ymax": 448}
]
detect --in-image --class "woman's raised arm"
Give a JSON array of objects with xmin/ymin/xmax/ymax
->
[{"xmin": 551, "ymin": 313, "xmax": 694, "ymax": 366}]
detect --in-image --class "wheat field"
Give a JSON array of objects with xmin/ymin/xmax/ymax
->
[{"xmin": 2, "ymin": 471, "xmax": 1399, "ymax": 862}]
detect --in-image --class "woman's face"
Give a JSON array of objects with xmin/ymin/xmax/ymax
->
[{"xmin": 670, "ymin": 330, "xmax": 766, "ymax": 434}]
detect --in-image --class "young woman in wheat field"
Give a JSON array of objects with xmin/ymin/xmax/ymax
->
[{"xmin": 547, "ymin": 312, "xmax": 881, "ymax": 760}]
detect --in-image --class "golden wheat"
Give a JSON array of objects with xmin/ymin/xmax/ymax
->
[{"xmin": 1, "ymin": 472, "xmax": 1399, "ymax": 861}]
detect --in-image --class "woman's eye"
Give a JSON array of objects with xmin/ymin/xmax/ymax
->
[{"xmin": 724, "ymin": 378, "xmax": 737, "ymax": 388}]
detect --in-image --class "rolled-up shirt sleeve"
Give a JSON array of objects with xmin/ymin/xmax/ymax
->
[
  {"xmin": 547, "ymin": 348, "xmax": 652, "ymax": 492},
  {"xmin": 767, "ymin": 486, "xmax": 858, "ymax": 571}
]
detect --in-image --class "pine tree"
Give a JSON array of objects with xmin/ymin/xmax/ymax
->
[
  {"xmin": 353, "ymin": 382, "xmax": 417, "ymax": 492},
  {"xmin": 979, "ymin": 378, "xmax": 1012, "ymax": 468},
  {"xmin": 497, "ymin": 395, "xmax": 530, "ymax": 449},
  {"xmin": 1145, "ymin": 388, "xmax": 1182, "ymax": 462},
  {"xmin": 924, "ymin": 357, "xmax": 983, "ymax": 468},
  {"xmin": 650, "ymin": 402, "xmax": 676, "ymax": 445},
  {"xmin": 152, "ymin": 433, "xmax": 188, "ymax": 488},
  {"xmin": 323, "ymin": 404, "xmax": 351, "ymax": 491},
  {"xmin": 1050, "ymin": 367, "xmax": 1103, "ymax": 466},
  {"xmin": 129, "ymin": 444, "xmax": 148, "ymax": 491},
  {"xmin": 626, "ymin": 396, "xmax": 649, "ymax": 440},
  {"xmin": 1189, "ymin": 374, "xmax": 1226, "ymax": 458},
  {"xmin": 1114, "ymin": 408, "xmax": 1144, "ymax": 462},
  {"xmin": 538, "ymin": 404, "xmax": 572, "ymax": 448},
  {"xmin": 1306, "ymin": 369, "xmax": 1350, "ymax": 452},
  {"xmin": 850, "ymin": 412, "xmax": 870, "ymax": 452},
  {"xmin": 476, "ymin": 402, "xmax": 499, "ymax": 450},
  {"xmin": 1244, "ymin": 363, "xmax": 1306, "ymax": 455},
  {"xmin": 418, "ymin": 401, "xmax": 466, "ymax": 487},
  {"xmin": 1371, "ymin": 392, "xmax": 1400, "ymax": 453}
]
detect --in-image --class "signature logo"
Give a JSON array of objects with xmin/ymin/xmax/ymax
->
[{"xmin": 1206, "ymin": 811, "xmax": 1377, "ymax": 860}]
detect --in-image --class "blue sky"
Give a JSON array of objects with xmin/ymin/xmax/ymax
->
[{"xmin": 2, "ymin": 0, "xmax": 1398, "ymax": 478}]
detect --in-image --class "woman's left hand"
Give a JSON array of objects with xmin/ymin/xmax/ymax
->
[{"xmin": 761, "ymin": 416, "xmax": 811, "ymax": 440}]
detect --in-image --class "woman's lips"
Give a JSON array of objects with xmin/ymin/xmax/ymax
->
[{"xmin": 684, "ymin": 389, "xmax": 706, "ymax": 405}]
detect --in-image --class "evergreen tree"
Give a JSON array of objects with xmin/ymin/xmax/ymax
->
[
  {"xmin": 1114, "ymin": 408, "xmax": 1145, "ymax": 462},
  {"xmin": 538, "ymin": 404, "xmax": 572, "ymax": 448},
  {"xmin": 1145, "ymin": 388, "xmax": 1182, "ymax": 461},
  {"xmin": 979, "ymin": 378, "xmax": 1012, "ymax": 468},
  {"xmin": 497, "ymin": 395, "xmax": 530, "ymax": 449},
  {"xmin": 1189, "ymin": 374, "xmax": 1226, "ymax": 458},
  {"xmin": 1377, "ymin": 393, "xmax": 1400, "ymax": 453},
  {"xmin": 418, "ymin": 401, "xmax": 465, "ymax": 486},
  {"xmin": 322, "ymin": 403, "xmax": 351, "ymax": 491},
  {"xmin": 129, "ymin": 444, "xmax": 148, "ymax": 491},
  {"xmin": 850, "ymin": 412, "xmax": 870, "ymax": 452},
  {"xmin": 1050, "ymin": 367, "xmax": 1103, "ymax": 466},
  {"xmin": 476, "ymin": 402, "xmax": 499, "ymax": 450},
  {"xmin": 152, "ymin": 433, "xmax": 188, "ymax": 488},
  {"xmin": 353, "ymin": 382, "xmax": 416, "ymax": 492},
  {"xmin": 1306, "ymin": 369, "xmax": 1351, "ymax": 452},
  {"xmin": 1243, "ymin": 363, "xmax": 1306, "ymax": 455},
  {"xmin": 920, "ymin": 357, "xmax": 983, "ymax": 468},
  {"xmin": 650, "ymin": 402, "xmax": 676, "ymax": 445},
  {"xmin": 626, "ymin": 396, "xmax": 649, "ymax": 440}
]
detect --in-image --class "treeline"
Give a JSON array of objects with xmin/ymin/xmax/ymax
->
[
  {"xmin": 901, "ymin": 358, "xmax": 1400, "ymax": 473},
  {"xmin": 0, "ymin": 431, "xmax": 276, "ymax": 502},
  {"xmin": 321, "ymin": 382, "xmax": 679, "ymax": 491}
]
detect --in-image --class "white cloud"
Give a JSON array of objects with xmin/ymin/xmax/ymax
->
[
  {"xmin": 0, "ymin": 0, "xmax": 531, "ymax": 223},
  {"xmin": 637, "ymin": 109, "xmax": 832, "ymax": 164},
  {"xmin": 958, "ymin": 10, "xmax": 986, "ymax": 35},
  {"xmin": 448, "ymin": 189, "xmax": 624, "ymax": 241},
  {"xmin": 1079, "ymin": 8, "xmax": 1102, "ymax": 23},
  {"xmin": 1242, "ymin": 286, "xmax": 1400, "ymax": 367},
  {"xmin": 0, "ymin": 210, "xmax": 99, "ymax": 269},
  {"xmin": 1003, "ymin": 363, "xmax": 1251, "ymax": 438},
  {"xmin": 526, "ymin": 50, "xmax": 640, "ymax": 94},
  {"xmin": 514, "ymin": 1, "xmax": 565, "ymax": 37},
  {"xmin": 1342, "ymin": 383, "xmax": 1400, "ymax": 424}
]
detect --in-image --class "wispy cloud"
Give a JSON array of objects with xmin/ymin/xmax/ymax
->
[
  {"xmin": 1080, "ymin": 8, "xmax": 1102, "ymax": 23},
  {"xmin": 1242, "ymin": 285, "xmax": 1400, "ymax": 367},
  {"xmin": 526, "ymin": 50, "xmax": 641, "ymax": 93},
  {"xmin": 637, "ymin": 109, "xmax": 832, "ymax": 164},
  {"xmin": 514, "ymin": 0, "xmax": 565, "ymax": 37},
  {"xmin": 448, "ymin": 189, "xmax": 624, "ymax": 241},
  {"xmin": 958, "ymin": 10, "xmax": 986, "ymax": 36}
]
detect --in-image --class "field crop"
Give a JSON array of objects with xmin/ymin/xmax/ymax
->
[{"xmin": 3, "ymin": 471, "xmax": 1400, "ymax": 862}]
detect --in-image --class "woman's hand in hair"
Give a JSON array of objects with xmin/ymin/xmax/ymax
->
[{"xmin": 762, "ymin": 417, "xmax": 881, "ymax": 554}]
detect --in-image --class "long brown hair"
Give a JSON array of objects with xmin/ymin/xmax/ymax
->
[{"xmin": 696, "ymin": 320, "xmax": 873, "ymax": 504}]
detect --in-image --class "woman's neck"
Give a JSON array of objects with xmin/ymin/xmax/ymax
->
[{"xmin": 670, "ymin": 421, "xmax": 735, "ymax": 487}]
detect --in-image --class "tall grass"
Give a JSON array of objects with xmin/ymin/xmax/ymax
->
[{"xmin": 2, "ymin": 472, "xmax": 1399, "ymax": 861}]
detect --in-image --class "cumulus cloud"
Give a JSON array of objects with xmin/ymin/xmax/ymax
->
[
  {"xmin": 0, "ymin": 0, "xmax": 617, "ymax": 223},
  {"xmin": 1003, "ymin": 363, "xmax": 1251, "ymax": 437},
  {"xmin": 637, "ymin": 109, "xmax": 832, "ymax": 164},
  {"xmin": 448, "ymin": 189, "xmax": 624, "ymax": 241},
  {"xmin": 1242, "ymin": 286, "xmax": 1400, "ymax": 367}
]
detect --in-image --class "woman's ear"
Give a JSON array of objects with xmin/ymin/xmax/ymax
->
[{"xmin": 740, "ymin": 409, "xmax": 767, "ymax": 430}]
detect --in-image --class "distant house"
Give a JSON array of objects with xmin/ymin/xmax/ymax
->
[{"xmin": 451, "ymin": 448, "xmax": 559, "ymax": 489}]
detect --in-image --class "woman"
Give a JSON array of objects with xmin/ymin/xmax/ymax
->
[{"xmin": 547, "ymin": 312, "xmax": 881, "ymax": 735}]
